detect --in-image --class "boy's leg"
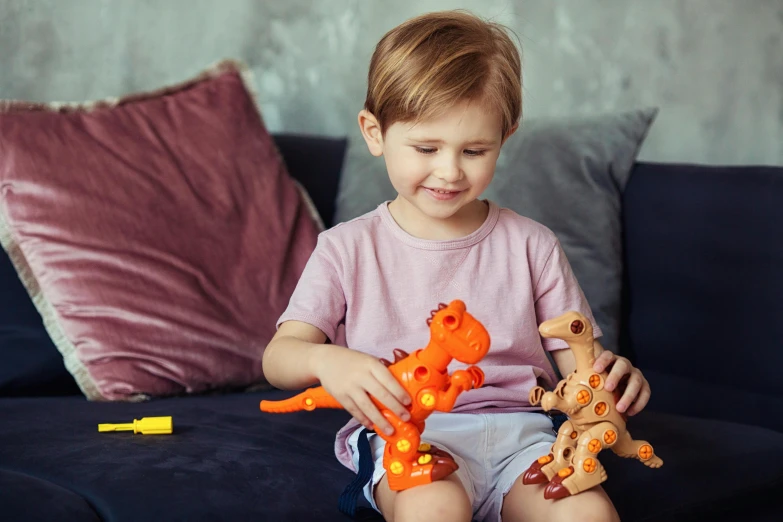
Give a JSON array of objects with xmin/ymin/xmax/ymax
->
[
  {"xmin": 479, "ymin": 412, "xmax": 618, "ymax": 522},
  {"xmin": 375, "ymin": 472, "xmax": 472, "ymax": 522},
  {"xmin": 500, "ymin": 480, "xmax": 619, "ymax": 522},
  {"xmin": 348, "ymin": 425, "xmax": 476, "ymax": 522}
]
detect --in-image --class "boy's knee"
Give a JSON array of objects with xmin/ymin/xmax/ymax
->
[
  {"xmin": 587, "ymin": 503, "xmax": 620, "ymax": 522},
  {"xmin": 392, "ymin": 476, "xmax": 472, "ymax": 522},
  {"xmin": 558, "ymin": 507, "xmax": 619, "ymax": 522},
  {"xmin": 550, "ymin": 493, "xmax": 619, "ymax": 522}
]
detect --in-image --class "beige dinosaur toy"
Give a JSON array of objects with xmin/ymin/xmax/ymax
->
[{"xmin": 523, "ymin": 311, "xmax": 663, "ymax": 500}]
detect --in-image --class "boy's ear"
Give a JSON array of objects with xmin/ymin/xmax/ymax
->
[
  {"xmin": 501, "ymin": 122, "xmax": 519, "ymax": 146},
  {"xmin": 358, "ymin": 109, "xmax": 384, "ymax": 157}
]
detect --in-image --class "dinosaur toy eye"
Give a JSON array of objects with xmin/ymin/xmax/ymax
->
[{"xmin": 570, "ymin": 320, "xmax": 584, "ymax": 334}]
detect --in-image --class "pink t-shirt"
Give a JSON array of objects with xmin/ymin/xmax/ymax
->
[{"xmin": 276, "ymin": 200, "xmax": 601, "ymax": 470}]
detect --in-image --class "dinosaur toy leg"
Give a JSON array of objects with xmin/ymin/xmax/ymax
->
[
  {"xmin": 377, "ymin": 410, "xmax": 458, "ymax": 491},
  {"xmin": 544, "ymin": 421, "xmax": 618, "ymax": 500},
  {"xmin": 523, "ymin": 420, "xmax": 580, "ymax": 484},
  {"xmin": 610, "ymin": 430, "xmax": 664, "ymax": 468}
]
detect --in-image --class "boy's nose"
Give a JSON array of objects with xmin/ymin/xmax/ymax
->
[{"xmin": 434, "ymin": 161, "xmax": 464, "ymax": 183}]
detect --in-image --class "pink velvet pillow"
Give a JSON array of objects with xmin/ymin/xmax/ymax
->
[{"xmin": 0, "ymin": 61, "xmax": 322, "ymax": 400}]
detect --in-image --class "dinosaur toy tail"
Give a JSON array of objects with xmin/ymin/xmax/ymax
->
[{"xmin": 260, "ymin": 386, "xmax": 343, "ymax": 413}]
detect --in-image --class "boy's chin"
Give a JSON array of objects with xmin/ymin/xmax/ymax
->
[
  {"xmin": 418, "ymin": 200, "xmax": 472, "ymax": 221},
  {"xmin": 398, "ymin": 192, "xmax": 477, "ymax": 220}
]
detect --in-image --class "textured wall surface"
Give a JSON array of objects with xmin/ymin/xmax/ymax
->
[{"xmin": 1, "ymin": 0, "xmax": 781, "ymax": 165}]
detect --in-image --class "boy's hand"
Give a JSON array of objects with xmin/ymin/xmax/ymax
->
[
  {"xmin": 592, "ymin": 351, "xmax": 651, "ymax": 416},
  {"xmin": 310, "ymin": 345, "xmax": 412, "ymax": 436}
]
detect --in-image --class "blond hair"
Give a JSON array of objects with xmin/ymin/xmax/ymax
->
[{"xmin": 365, "ymin": 10, "xmax": 522, "ymax": 137}]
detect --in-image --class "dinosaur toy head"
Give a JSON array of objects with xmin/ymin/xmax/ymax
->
[
  {"xmin": 427, "ymin": 300, "xmax": 490, "ymax": 365},
  {"xmin": 539, "ymin": 311, "xmax": 596, "ymax": 374},
  {"xmin": 535, "ymin": 311, "xmax": 615, "ymax": 420}
]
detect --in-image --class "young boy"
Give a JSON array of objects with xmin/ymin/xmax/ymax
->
[{"xmin": 263, "ymin": 10, "xmax": 650, "ymax": 522}]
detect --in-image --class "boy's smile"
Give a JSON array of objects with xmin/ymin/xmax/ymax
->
[{"xmin": 422, "ymin": 187, "xmax": 463, "ymax": 201}]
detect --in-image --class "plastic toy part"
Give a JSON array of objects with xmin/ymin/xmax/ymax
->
[
  {"xmin": 98, "ymin": 416, "xmax": 173, "ymax": 435},
  {"xmin": 260, "ymin": 300, "xmax": 490, "ymax": 491},
  {"xmin": 522, "ymin": 311, "xmax": 663, "ymax": 500}
]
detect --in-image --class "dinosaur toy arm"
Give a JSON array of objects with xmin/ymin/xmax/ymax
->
[{"xmin": 431, "ymin": 366, "xmax": 484, "ymax": 411}]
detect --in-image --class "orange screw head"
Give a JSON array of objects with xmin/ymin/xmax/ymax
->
[
  {"xmin": 420, "ymin": 393, "xmax": 435, "ymax": 408},
  {"xmin": 389, "ymin": 460, "xmax": 404, "ymax": 475},
  {"xmin": 538, "ymin": 455, "xmax": 553, "ymax": 465},
  {"xmin": 396, "ymin": 439, "xmax": 412, "ymax": 453},
  {"xmin": 418, "ymin": 454, "xmax": 432, "ymax": 465},
  {"xmin": 558, "ymin": 466, "xmax": 574, "ymax": 478},
  {"xmin": 639, "ymin": 444, "xmax": 654, "ymax": 460}
]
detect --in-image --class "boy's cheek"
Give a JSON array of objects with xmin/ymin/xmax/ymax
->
[{"xmin": 389, "ymin": 157, "xmax": 426, "ymax": 178}]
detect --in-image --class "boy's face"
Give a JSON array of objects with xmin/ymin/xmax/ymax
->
[{"xmin": 359, "ymin": 100, "xmax": 512, "ymax": 228}]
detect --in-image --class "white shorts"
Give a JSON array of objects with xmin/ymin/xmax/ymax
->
[{"xmin": 347, "ymin": 411, "xmax": 556, "ymax": 522}]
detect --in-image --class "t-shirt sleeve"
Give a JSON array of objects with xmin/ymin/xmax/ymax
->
[
  {"xmin": 276, "ymin": 233, "xmax": 346, "ymax": 343},
  {"xmin": 533, "ymin": 239, "xmax": 603, "ymax": 351}
]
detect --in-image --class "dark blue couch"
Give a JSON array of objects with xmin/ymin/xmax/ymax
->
[{"xmin": 2, "ymin": 134, "xmax": 782, "ymax": 521}]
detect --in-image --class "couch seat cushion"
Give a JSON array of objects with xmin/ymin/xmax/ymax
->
[{"xmin": 0, "ymin": 391, "xmax": 781, "ymax": 521}]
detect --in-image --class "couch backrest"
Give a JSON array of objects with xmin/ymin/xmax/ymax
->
[
  {"xmin": 273, "ymin": 134, "xmax": 347, "ymax": 228},
  {"xmin": 621, "ymin": 161, "xmax": 783, "ymax": 430}
]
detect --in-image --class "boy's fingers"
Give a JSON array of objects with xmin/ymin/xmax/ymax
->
[
  {"xmin": 341, "ymin": 397, "xmax": 373, "ymax": 430},
  {"xmin": 366, "ymin": 382, "xmax": 411, "ymax": 422},
  {"xmin": 373, "ymin": 365, "xmax": 412, "ymax": 406},
  {"xmin": 616, "ymin": 373, "xmax": 642, "ymax": 413},
  {"xmin": 592, "ymin": 351, "xmax": 614, "ymax": 373},
  {"xmin": 604, "ymin": 358, "xmax": 630, "ymax": 391},
  {"xmin": 627, "ymin": 384, "xmax": 651, "ymax": 416},
  {"xmin": 354, "ymin": 393, "xmax": 394, "ymax": 436}
]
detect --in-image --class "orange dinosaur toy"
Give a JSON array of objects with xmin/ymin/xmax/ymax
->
[
  {"xmin": 260, "ymin": 300, "xmax": 490, "ymax": 491},
  {"xmin": 523, "ymin": 311, "xmax": 663, "ymax": 500}
]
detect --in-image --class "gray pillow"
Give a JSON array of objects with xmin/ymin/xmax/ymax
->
[{"xmin": 334, "ymin": 108, "xmax": 658, "ymax": 353}]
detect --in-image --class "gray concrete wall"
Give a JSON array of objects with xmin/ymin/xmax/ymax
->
[{"xmin": 2, "ymin": 0, "xmax": 781, "ymax": 165}]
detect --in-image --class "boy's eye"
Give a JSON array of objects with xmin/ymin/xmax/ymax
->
[{"xmin": 413, "ymin": 147, "xmax": 486, "ymax": 156}]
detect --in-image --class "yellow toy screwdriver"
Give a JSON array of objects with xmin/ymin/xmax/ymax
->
[{"xmin": 98, "ymin": 416, "xmax": 173, "ymax": 435}]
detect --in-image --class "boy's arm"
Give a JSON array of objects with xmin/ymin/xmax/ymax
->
[
  {"xmin": 262, "ymin": 320, "xmax": 332, "ymax": 390},
  {"xmin": 262, "ymin": 320, "xmax": 412, "ymax": 435},
  {"xmin": 550, "ymin": 339, "xmax": 605, "ymax": 376},
  {"xmin": 551, "ymin": 338, "xmax": 613, "ymax": 375}
]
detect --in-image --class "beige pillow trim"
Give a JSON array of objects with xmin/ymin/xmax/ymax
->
[{"xmin": 0, "ymin": 210, "xmax": 108, "ymax": 400}]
